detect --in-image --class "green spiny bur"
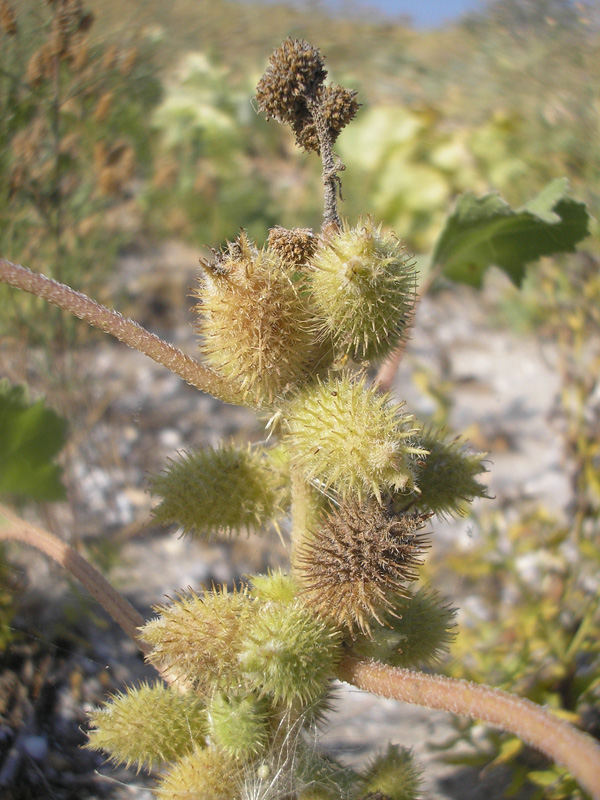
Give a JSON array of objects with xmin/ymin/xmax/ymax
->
[
  {"xmin": 85, "ymin": 682, "xmax": 207, "ymax": 773},
  {"xmin": 139, "ymin": 587, "xmax": 254, "ymax": 693},
  {"xmin": 410, "ymin": 428, "xmax": 489, "ymax": 518},
  {"xmin": 361, "ymin": 744, "xmax": 423, "ymax": 800},
  {"xmin": 207, "ymin": 691, "xmax": 270, "ymax": 759},
  {"xmin": 154, "ymin": 745, "xmax": 243, "ymax": 800},
  {"xmin": 250, "ymin": 569, "xmax": 298, "ymax": 604},
  {"xmin": 238, "ymin": 600, "xmax": 341, "ymax": 707},
  {"xmin": 150, "ymin": 442, "xmax": 286, "ymax": 538},
  {"xmin": 310, "ymin": 218, "xmax": 416, "ymax": 362},
  {"xmin": 285, "ymin": 373, "xmax": 426, "ymax": 501},
  {"xmin": 352, "ymin": 587, "xmax": 457, "ymax": 668}
]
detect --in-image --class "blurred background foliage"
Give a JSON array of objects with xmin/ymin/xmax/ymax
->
[
  {"xmin": 2, "ymin": 0, "xmax": 597, "ymax": 264},
  {"xmin": 1, "ymin": 0, "xmax": 599, "ymax": 796}
]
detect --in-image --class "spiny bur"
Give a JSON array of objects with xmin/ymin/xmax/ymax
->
[
  {"xmin": 194, "ymin": 230, "xmax": 320, "ymax": 406},
  {"xmin": 406, "ymin": 427, "xmax": 489, "ymax": 518},
  {"xmin": 296, "ymin": 498, "xmax": 430, "ymax": 635},
  {"xmin": 207, "ymin": 691, "xmax": 270, "ymax": 760},
  {"xmin": 150, "ymin": 442, "xmax": 286, "ymax": 538},
  {"xmin": 238, "ymin": 600, "xmax": 341, "ymax": 708},
  {"xmin": 154, "ymin": 745, "xmax": 243, "ymax": 800},
  {"xmin": 351, "ymin": 587, "xmax": 457, "ymax": 668},
  {"xmin": 284, "ymin": 373, "xmax": 427, "ymax": 501},
  {"xmin": 85, "ymin": 682, "xmax": 207, "ymax": 773},
  {"xmin": 361, "ymin": 745, "xmax": 424, "ymax": 800},
  {"xmin": 139, "ymin": 586, "xmax": 253, "ymax": 693},
  {"xmin": 310, "ymin": 218, "xmax": 417, "ymax": 362}
]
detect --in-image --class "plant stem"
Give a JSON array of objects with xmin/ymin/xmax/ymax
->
[
  {"xmin": 307, "ymin": 97, "xmax": 342, "ymax": 232},
  {"xmin": 290, "ymin": 466, "xmax": 312, "ymax": 566},
  {"xmin": 336, "ymin": 655, "xmax": 600, "ymax": 800},
  {"xmin": 0, "ymin": 504, "xmax": 149, "ymax": 654},
  {"xmin": 0, "ymin": 258, "xmax": 242, "ymax": 405}
]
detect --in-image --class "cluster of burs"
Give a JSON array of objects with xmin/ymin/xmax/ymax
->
[{"xmin": 86, "ymin": 40, "xmax": 488, "ymax": 800}]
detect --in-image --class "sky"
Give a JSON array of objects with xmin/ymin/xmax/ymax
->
[
  {"xmin": 320, "ymin": 0, "xmax": 489, "ymax": 28},
  {"xmin": 360, "ymin": 0, "xmax": 487, "ymax": 27}
]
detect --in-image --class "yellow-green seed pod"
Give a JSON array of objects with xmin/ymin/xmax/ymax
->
[
  {"xmin": 250, "ymin": 569, "xmax": 298, "ymax": 604},
  {"xmin": 284, "ymin": 374, "xmax": 426, "ymax": 501},
  {"xmin": 139, "ymin": 586, "xmax": 253, "ymax": 693},
  {"xmin": 406, "ymin": 428, "xmax": 489, "ymax": 518},
  {"xmin": 150, "ymin": 443, "xmax": 286, "ymax": 539},
  {"xmin": 238, "ymin": 600, "xmax": 341, "ymax": 708},
  {"xmin": 207, "ymin": 691, "xmax": 270, "ymax": 760},
  {"xmin": 155, "ymin": 745, "xmax": 243, "ymax": 800},
  {"xmin": 309, "ymin": 219, "xmax": 416, "ymax": 362},
  {"xmin": 360, "ymin": 745, "xmax": 423, "ymax": 800},
  {"xmin": 85, "ymin": 681, "xmax": 207, "ymax": 773},
  {"xmin": 351, "ymin": 587, "xmax": 457, "ymax": 668},
  {"xmin": 193, "ymin": 231, "xmax": 320, "ymax": 406}
]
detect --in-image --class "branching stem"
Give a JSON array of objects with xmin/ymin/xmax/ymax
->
[
  {"xmin": 0, "ymin": 258, "xmax": 241, "ymax": 405},
  {"xmin": 336, "ymin": 655, "xmax": 600, "ymax": 800}
]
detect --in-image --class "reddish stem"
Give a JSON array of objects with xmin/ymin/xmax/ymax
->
[
  {"xmin": 337, "ymin": 655, "xmax": 600, "ymax": 800},
  {"xmin": 0, "ymin": 258, "xmax": 241, "ymax": 405},
  {"xmin": 0, "ymin": 505, "xmax": 149, "ymax": 654}
]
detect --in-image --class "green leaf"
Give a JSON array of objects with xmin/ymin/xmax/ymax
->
[
  {"xmin": 0, "ymin": 380, "xmax": 68, "ymax": 501},
  {"xmin": 431, "ymin": 179, "xmax": 590, "ymax": 287}
]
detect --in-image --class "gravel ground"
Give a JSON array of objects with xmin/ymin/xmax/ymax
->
[{"xmin": 0, "ymin": 240, "xmax": 571, "ymax": 799}]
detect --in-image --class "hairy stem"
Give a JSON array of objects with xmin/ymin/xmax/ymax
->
[
  {"xmin": 0, "ymin": 504, "xmax": 149, "ymax": 653},
  {"xmin": 0, "ymin": 258, "xmax": 242, "ymax": 405},
  {"xmin": 337, "ymin": 656, "xmax": 600, "ymax": 800},
  {"xmin": 307, "ymin": 97, "xmax": 342, "ymax": 231}
]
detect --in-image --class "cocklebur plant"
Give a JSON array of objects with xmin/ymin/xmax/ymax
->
[{"xmin": 0, "ymin": 38, "xmax": 599, "ymax": 800}]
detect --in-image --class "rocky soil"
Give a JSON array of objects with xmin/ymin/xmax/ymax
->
[{"xmin": 0, "ymin": 241, "xmax": 572, "ymax": 799}]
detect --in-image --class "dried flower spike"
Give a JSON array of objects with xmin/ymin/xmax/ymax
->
[
  {"xmin": 268, "ymin": 226, "xmax": 318, "ymax": 268},
  {"xmin": 257, "ymin": 39, "xmax": 359, "ymax": 229}
]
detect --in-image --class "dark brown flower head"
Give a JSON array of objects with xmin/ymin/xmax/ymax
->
[
  {"xmin": 290, "ymin": 83, "xmax": 359, "ymax": 153},
  {"xmin": 296, "ymin": 498, "xmax": 430, "ymax": 635},
  {"xmin": 268, "ymin": 226, "xmax": 317, "ymax": 267},
  {"xmin": 256, "ymin": 38, "xmax": 327, "ymax": 124}
]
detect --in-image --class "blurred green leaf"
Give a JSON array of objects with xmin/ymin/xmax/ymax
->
[
  {"xmin": 432, "ymin": 179, "xmax": 590, "ymax": 287},
  {"xmin": 0, "ymin": 380, "xmax": 68, "ymax": 501}
]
